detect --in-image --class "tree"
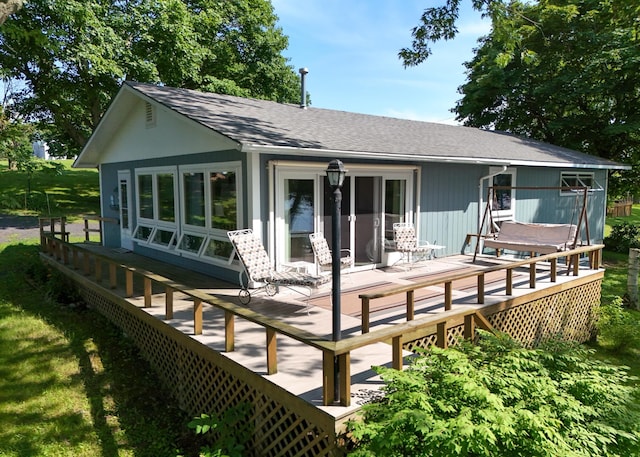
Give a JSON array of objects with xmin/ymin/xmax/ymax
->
[
  {"xmin": 0, "ymin": 0, "xmax": 22, "ymax": 26},
  {"xmin": 346, "ymin": 332, "xmax": 640, "ymax": 456},
  {"xmin": 0, "ymin": 0, "xmax": 301, "ymax": 157},
  {"xmin": 402, "ymin": 0, "xmax": 640, "ymax": 198},
  {"xmin": 453, "ymin": 0, "xmax": 640, "ymax": 197}
]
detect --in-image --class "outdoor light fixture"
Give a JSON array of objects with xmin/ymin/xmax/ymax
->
[
  {"xmin": 326, "ymin": 159, "xmax": 346, "ymax": 189},
  {"xmin": 326, "ymin": 159, "xmax": 347, "ymax": 404}
]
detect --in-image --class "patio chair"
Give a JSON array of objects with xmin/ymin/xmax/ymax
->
[
  {"xmin": 392, "ymin": 222, "xmax": 445, "ymax": 270},
  {"xmin": 227, "ymin": 229, "xmax": 330, "ymax": 307},
  {"xmin": 308, "ymin": 232, "xmax": 353, "ymax": 276}
]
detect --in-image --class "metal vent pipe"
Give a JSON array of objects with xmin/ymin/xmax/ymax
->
[{"xmin": 299, "ymin": 67, "xmax": 308, "ymax": 108}]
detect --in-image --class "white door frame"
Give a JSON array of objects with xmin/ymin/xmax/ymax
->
[{"xmin": 118, "ymin": 170, "xmax": 134, "ymax": 250}]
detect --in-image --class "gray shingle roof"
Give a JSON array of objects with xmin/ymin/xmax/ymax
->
[{"xmin": 126, "ymin": 81, "xmax": 623, "ymax": 169}]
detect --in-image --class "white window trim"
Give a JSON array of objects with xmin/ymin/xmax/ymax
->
[
  {"xmin": 133, "ymin": 166, "xmax": 179, "ymax": 250},
  {"xmin": 176, "ymin": 162, "xmax": 243, "ymax": 265},
  {"xmin": 560, "ymin": 171, "xmax": 594, "ymax": 196},
  {"xmin": 491, "ymin": 168, "xmax": 517, "ymax": 221}
]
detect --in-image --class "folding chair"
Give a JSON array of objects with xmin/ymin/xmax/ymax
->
[
  {"xmin": 227, "ymin": 229, "xmax": 330, "ymax": 307},
  {"xmin": 308, "ymin": 232, "xmax": 353, "ymax": 276},
  {"xmin": 392, "ymin": 222, "xmax": 445, "ymax": 270}
]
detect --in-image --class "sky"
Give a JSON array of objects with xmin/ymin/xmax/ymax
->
[{"xmin": 271, "ymin": 0, "xmax": 492, "ymax": 125}]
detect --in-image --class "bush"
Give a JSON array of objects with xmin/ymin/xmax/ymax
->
[
  {"xmin": 345, "ymin": 331, "xmax": 640, "ymax": 456},
  {"xmin": 597, "ymin": 296, "xmax": 640, "ymax": 352},
  {"xmin": 604, "ymin": 222, "xmax": 640, "ymax": 253},
  {"xmin": 186, "ymin": 403, "xmax": 253, "ymax": 457}
]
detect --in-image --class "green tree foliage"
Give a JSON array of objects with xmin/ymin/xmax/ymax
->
[
  {"xmin": 403, "ymin": 0, "xmax": 640, "ymax": 198},
  {"xmin": 0, "ymin": 0, "xmax": 301, "ymax": 157},
  {"xmin": 346, "ymin": 332, "xmax": 640, "ymax": 456},
  {"xmin": 454, "ymin": 0, "xmax": 640, "ymax": 196}
]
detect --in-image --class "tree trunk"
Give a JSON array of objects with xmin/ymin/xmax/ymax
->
[
  {"xmin": 627, "ymin": 248, "xmax": 640, "ymax": 309},
  {"xmin": 0, "ymin": 0, "xmax": 23, "ymax": 26}
]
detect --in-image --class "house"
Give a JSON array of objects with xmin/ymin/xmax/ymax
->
[{"xmin": 73, "ymin": 81, "xmax": 626, "ymax": 283}]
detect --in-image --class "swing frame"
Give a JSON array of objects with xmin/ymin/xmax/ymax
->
[{"xmin": 472, "ymin": 186, "xmax": 591, "ymax": 262}]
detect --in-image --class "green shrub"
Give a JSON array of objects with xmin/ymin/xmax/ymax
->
[
  {"xmin": 345, "ymin": 331, "xmax": 640, "ymax": 456},
  {"xmin": 597, "ymin": 296, "xmax": 640, "ymax": 352},
  {"xmin": 604, "ymin": 222, "xmax": 640, "ymax": 253},
  {"xmin": 186, "ymin": 403, "xmax": 253, "ymax": 457}
]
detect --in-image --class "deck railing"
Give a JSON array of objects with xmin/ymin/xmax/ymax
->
[{"xmin": 39, "ymin": 232, "xmax": 603, "ymax": 407}]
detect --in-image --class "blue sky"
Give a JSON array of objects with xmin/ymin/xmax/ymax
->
[{"xmin": 272, "ymin": 0, "xmax": 491, "ymax": 125}]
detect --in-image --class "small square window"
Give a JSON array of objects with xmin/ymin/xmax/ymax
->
[
  {"xmin": 151, "ymin": 228, "xmax": 176, "ymax": 248},
  {"xmin": 202, "ymin": 238, "xmax": 234, "ymax": 261}
]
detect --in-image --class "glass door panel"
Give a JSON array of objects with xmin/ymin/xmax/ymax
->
[
  {"xmin": 384, "ymin": 179, "xmax": 406, "ymax": 252},
  {"xmin": 322, "ymin": 176, "xmax": 351, "ymax": 259},
  {"xmin": 354, "ymin": 176, "xmax": 382, "ymax": 264},
  {"xmin": 284, "ymin": 178, "xmax": 315, "ymax": 263}
]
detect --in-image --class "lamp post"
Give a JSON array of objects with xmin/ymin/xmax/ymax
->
[{"xmin": 326, "ymin": 159, "xmax": 347, "ymax": 403}]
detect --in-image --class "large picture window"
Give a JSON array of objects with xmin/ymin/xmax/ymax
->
[{"xmin": 177, "ymin": 163, "xmax": 242, "ymax": 263}]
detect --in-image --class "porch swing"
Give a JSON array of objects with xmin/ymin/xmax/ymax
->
[{"xmin": 472, "ymin": 185, "xmax": 592, "ymax": 263}]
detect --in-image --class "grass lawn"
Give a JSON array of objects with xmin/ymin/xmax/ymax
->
[
  {"xmin": 0, "ymin": 159, "xmax": 100, "ymax": 220},
  {"xmin": 0, "ymin": 242, "xmax": 198, "ymax": 456}
]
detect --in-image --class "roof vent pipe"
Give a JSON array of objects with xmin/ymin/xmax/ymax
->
[{"xmin": 299, "ymin": 67, "xmax": 308, "ymax": 109}]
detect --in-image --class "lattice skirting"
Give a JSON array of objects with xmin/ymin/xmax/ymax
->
[
  {"xmin": 76, "ymin": 283, "xmax": 339, "ymax": 457},
  {"xmin": 405, "ymin": 277, "xmax": 601, "ymax": 352}
]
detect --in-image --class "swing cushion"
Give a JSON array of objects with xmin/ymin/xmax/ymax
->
[{"xmin": 484, "ymin": 221, "xmax": 578, "ymax": 254}]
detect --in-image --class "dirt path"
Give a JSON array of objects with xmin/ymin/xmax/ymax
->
[{"xmin": 0, "ymin": 214, "xmax": 86, "ymax": 244}]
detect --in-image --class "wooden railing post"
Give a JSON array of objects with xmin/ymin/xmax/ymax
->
[
  {"xmin": 165, "ymin": 287, "xmax": 173, "ymax": 319},
  {"xmin": 477, "ymin": 273, "xmax": 485, "ymax": 304},
  {"xmin": 362, "ymin": 297, "xmax": 370, "ymax": 333},
  {"xmin": 464, "ymin": 314, "xmax": 475, "ymax": 340},
  {"xmin": 84, "ymin": 218, "xmax": 90, "ymax": 242},
  {"xmin": 125, "ymin": 270, "xmax": 133, "ymax": 297},
  {"xmin": 109, "ymin": 263, "xmax": 117, "ymax": 289},
  {"xmin": 266, "ymin": 328, "xmax": 277, "ymax": 374},
  {"xmin": 144, "ymin": 277, "xmax": 152, "ymax": 307},
  {"xmin": 193, "ymin": 298, "xmax": 202, "ymax": 335},
  {"xmin": 506, "ymin": 268, "xmax": 513, "ymax": 295},
  {"xmin": 225, "ymin": 312, "xmax": 234, "ymax": 352},
  {"xmin": 94, "ymin": 257, "xmax": 102, "ymax": 283},
  {"xmin": 322, "ymin": 350, "xmax": 335, "ymax": 406},
  {"xmin": 406, "ymin": 290, "xmax": 415, "ymax": 321},
  {"xmin": 83, "ymin": 251, "xmax": 90, "ymax": 275},
  {"xmin": 338, "ymin": 353, "xmax": 351, "ymax": 407},
  {"xmin": 529, "ymin": 262, "xmax": 537, "ymax": 288},
  {"xmin": 392, "ymin": 335, "xmax": 403, "ymax": 370},
  {"xmin": 550, "ymin": 258, "xmax": 557, "ymax": 282},
  {"xmin": 444, "ymin": 282, "xmax": 452, "ymax": 310},
  {"xmin": 437, "ymin": 321, "xmax": 448, "ymax": 348}
]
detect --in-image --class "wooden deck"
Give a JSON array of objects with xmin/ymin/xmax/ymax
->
[{"xmin": 41, "ymin": 238, "xmax": 604, "ymax": 420}]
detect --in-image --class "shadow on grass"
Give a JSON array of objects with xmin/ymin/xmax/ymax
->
[{"xmin": 0, "ymin": 243, "xmax": 200, "ymax": 456}]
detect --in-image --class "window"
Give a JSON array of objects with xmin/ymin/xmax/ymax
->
[
  {"xmin": 489, "ymin": 168, "xmax": 516, "ymax": 220},
  {"xmin": 177, "ymin": 163, "xmax": 242, "ymax": 263},
  {"xmin": 560, "ymin": 172, "xmax": 593, "ymax": 195},
  {"xmin": 134, "ymin": 167, "xmax": 178, "ymax": 250}
]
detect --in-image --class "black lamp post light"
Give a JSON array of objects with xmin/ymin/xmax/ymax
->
[{"xmin": 326, "ymin": 158, "xmax": 347, "ymax": 402}]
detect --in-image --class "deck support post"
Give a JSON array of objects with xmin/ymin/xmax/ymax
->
[
  {"xmin": 529, "ymin": 262, "xmax": 536, "ymax": 288},
  {"xmin": 506, "ymin": 269, "xmax": 513, "ymax": 295},
  {"xmin": 550, "ymin": 258, "xmax": 557, "ymax": 282},
  {"xmin": 322, "ymin": 350, "xmax": 334, "ymax": 405},
  {"xmin": 338, "ymin": 353, "xmax": 350, "ymax": 406},
  {"xmin": 94, "ymin": 258, "xmax": 102, "ymax": 283}
]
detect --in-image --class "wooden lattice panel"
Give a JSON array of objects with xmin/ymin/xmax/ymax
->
[
  {"xmin": 79, "ymin": 286, "xmax": 337, "ymax": 457},
  {"xmin": 404, "ymin": 279, "xmax": 601, "ymax": 353}
]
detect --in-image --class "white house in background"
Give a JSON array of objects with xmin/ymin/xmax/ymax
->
[{"xmin": 32, "ymin": 140, "xmax": 50, "ymax": 160}]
